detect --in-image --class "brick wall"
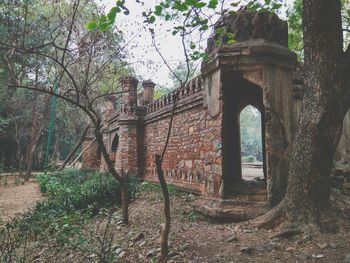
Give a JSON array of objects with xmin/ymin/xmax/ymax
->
[
  {"xmin": 138, "ymin": 76, "xmax": 223, "ymax": 197},
  {"xmin": 82, "ymin": 138, "xmax": 100, "ymax": 169},
  {"xmin": 143, "ymin": 104, "xmax": 222, "ymax": 197}
]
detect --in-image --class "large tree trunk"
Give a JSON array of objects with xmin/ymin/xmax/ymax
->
[
  {"xmin": 284, "ymin": 0, "xmax": 345, "ymax": 223},
  {"xmin": 257, "ymin": 0, "xmax": 350, "ymax": 230}
]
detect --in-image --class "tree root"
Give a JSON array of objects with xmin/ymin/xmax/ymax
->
[
  {"xmin": 252, "ymin": 201, "xmax": 339, "ymax": 235},
  {"xmin": 252, "ymin": 202, "xmax": 288, "ymax": 230}
]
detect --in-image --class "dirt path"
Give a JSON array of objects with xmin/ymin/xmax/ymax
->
[{"xmin": 0, "ymin": 179, "xmax": 43, "ymax": 221}]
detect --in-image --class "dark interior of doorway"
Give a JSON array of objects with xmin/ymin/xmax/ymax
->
[
  {"xmin": 222, "ymin": 74, "xmax": 267, "ymax": 201},
  {"xmin": 110, "ymin": 133, "xmax": 119, "ymax": 164}
]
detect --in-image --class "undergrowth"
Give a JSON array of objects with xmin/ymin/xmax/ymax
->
[
  {"xmin": 0, "ymin": 171, "xmax": 191, "ymax": 262},
  {"xmin": 139, "ymin": 180, "xmax": 182, "ymax": 195},
  {"xmin": 36, "ymin": 169, "xmax": 139, "ymax": 214},
  {"xmin": 0, "ymin": 169, "xmax": 139, "ymax": 262}
]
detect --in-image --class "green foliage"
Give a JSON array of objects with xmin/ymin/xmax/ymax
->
[
  {"xmin": 45, "ymin": 159, "xmax": 60, "ymax": 172},
  {"xmin": 287, "ymin": 0, "xmax": 303, "ymax": 59},
  {"xmin": 246, "ymin": 0, "xmax": 282, "ymax": 12},
  {"xmin": 240, "ymin": 105, "xmax": 263, "ymax": 162},
  {"xmin": 241, "ymin": 155, "xmax": 255, "ymax": 163},
  {"xmin": 36, "ymin": 169, "xmax": 139, "ymax": 214},
  {"xmin": 170, "ymin": 61, "xmax": 199, "ymax": 89},
  {"xmin": 0, "ymin": 204, "xmax": 93, "ymax": 261},
  {"xmin": 94, "ymin": 0, "xmax": 286, "ymax": 69},
  {"xmin": 1, "ymin": 0, "xmax": 130, "ymax": 171},
  {"xmin": 154, "ymin": 86, "xmax": 171, "ymax": 99},
  {"xmin": 0, "ymin": 169, "xmax": 140, "ymax": 261},
  {"xmin": 86, "ymin": 0, "xmax": 129, "ymax": 31},
  {"xmin": 176, "ymin": 208, "xmax": 202, "ymax": 222},
  {"xmin": 139, "ymin": 180, "xmax": 182, "ymax": 195},
  {"xmin": 288, "ymin": 0, "xmax": 350, "ymax": 59}
]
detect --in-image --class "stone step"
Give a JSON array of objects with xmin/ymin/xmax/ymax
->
[{"xmin": 193, "ymin": 197, "xmax": 269, "ymax": 222}]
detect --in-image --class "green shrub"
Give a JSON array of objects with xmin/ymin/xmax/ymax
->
[
  {"xmin": 0, "ymin": 169, "xmax": 141, "ymax": 260},
  {"xmin": 139, "ymin": 180, "xmax": 182, "ymax": 194},
  {"xmin": 36, "ymin": 169, "xmax": 139, "ymax": 214},
  {"xmin": 45, "ymin": 159, "xmax": 60, "ymax": 172},
  {"xmin": 241, "ymin": 155, "xmax": 255, "ymax": 163}
]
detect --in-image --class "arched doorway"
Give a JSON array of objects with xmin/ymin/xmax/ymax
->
[
  {"xmin": 222, "ymin": 74, "xmax": 267, "ymax": 200},
  {"xmin": 240, "ymin": 105, "xmax": 264, "ymax": 181},
  {"xmin": 110, "ymin": 133, "xmax": 119, "ymax": 165}
]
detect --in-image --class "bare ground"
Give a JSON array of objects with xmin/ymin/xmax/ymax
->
[
  {"xmin": 1, "ymin": 177, "xmax": 350, "ymax": 262},
  {"xmin": 108, "ymin": 186, "xmax": 350, "ymax": 263},
  {"xmin": 0, "ymin": 177, "xmax": 43, "ymax": 221}
]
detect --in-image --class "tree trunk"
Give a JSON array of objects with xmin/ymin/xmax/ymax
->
[
  {"xmin": 52, "ymin": 133, "xmax": 60, "ymax": 162},
  {"xmin": 120, "ymin": 180, "xmax": 129, "ymax": 224},
  {"xmin": 25, "ymin": 93, "xmax": 50, "ymax": 181},
  {"xmin": 155, "ymin": 155, "xmax": 171, "ymax": 262},
  {"xmin": 25, "ymin": 92, "xmax": 39, "ymax": 181},
  {"xmin": 257, "ymin": 0, "xmax": 350, "ymax": 230},
  {"xmin": 58, "ymin": 124, "xmax": 90, "ymax": 171}
]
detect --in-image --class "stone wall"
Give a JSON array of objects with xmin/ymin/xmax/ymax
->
[
  {"xmin": 81, "ymin": 137, "xmax": 100, "ymax": 169},
  {"xmin": 143, "ymin": 94, "xmax": 223, "ymax": 197}
]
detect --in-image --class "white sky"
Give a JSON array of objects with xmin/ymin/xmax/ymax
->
[
  {"xmin": 95, "ymin": 0, "xmax": 186, "ymax": 88},
  {"xmin": 96, "ymin": 1, "xmax": 293, "ymax": 88}
]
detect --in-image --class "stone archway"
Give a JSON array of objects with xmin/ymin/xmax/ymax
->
[
  {"xmin": 239, "ymin": 105, "xmax": 265, "ymax": 181},
  {"xmin": 222, "ymin": 74, "xmax": 267, "ymax": 201},
  {"xmin": 109, "ymin": 133, "xmax": 119, "ymax": 165}
]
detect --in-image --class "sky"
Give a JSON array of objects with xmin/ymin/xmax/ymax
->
[
  {"xmin": 96, "ymin": 0, "xmax": 293, "ymax": 88},
  {"xmin": 95, "ymin": 0, "xmax": 188, "ymax": 88}
]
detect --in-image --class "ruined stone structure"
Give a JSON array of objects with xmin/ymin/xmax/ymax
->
[{"xmin": 82, "ymin": 10, "xmax": 350, "ymax": 209}]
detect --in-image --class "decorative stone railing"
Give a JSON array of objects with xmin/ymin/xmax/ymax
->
[
  {"xmin": 119, "ymin": 105, "xmax": 146, "ymax": 116},
  {"xmin": 145, "ymin": 76, "xmax": 202, "ymax": 114},
  {"xmin": 104, "ymin": 75, "xmax": 203, "ymax": 129}
]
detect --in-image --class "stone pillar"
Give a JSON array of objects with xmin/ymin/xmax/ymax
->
[
  {"xmin": 115, "ymin": 76, "xmax": 140, "ymax": 175},
  {"xmin": 201, "ymin": 9, "xmax": 297, "ymax": 204},
  {"xmin": 121, "ymin": 76, "xmax": 138, "ymax": 107},
  {"xmin": 142, "ymin": 80, "xmax": 155, "ymax": 105}
]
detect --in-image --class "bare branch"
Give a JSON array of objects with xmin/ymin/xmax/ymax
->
[{"xmin": 61, "ymin": 0, "xmax": 80, "ymax": 65}]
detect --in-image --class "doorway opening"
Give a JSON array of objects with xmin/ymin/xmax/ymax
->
[
  {"xmin": 110, "ymin": 133, "xmax": 119, "ymax": 164},
  {"xmin": 222, "ymin": 74, "xmax": 267, "ymax": 200},
  {"xmin": 240, "ymin": 105, "xmax": 264, "ymax": 181}
]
